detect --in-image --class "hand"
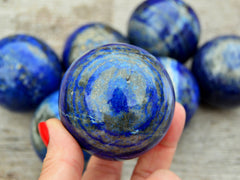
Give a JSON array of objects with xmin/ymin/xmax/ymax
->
[{"xmin": 38, "ymin": 102, "xmax": 185, "ymax": 180}]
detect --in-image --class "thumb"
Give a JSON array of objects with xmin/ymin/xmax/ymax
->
[
  {"xmin": 146, "ymin": 169, "xmax": 181, "ymax": 180},
  {"xmin": 38, "ymin": 118, "xmax": 84, "ymax": 180}
]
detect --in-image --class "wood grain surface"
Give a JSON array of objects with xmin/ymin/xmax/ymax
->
[{"xmin": 0, "ymin": 0, "xmax": 240, "ymax": 179}]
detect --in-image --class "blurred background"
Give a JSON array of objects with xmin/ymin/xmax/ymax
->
[{"xmin": 0, "ymin": 0, "xmax": 240, "ymax": 179}]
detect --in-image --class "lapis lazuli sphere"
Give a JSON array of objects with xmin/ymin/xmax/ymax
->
[
  {"xmin": 31, "ymin": 91, "xmax": 60, "ymax": 160},
  {"xmin": 192, "ymin": 35, "xmax": 240, "ymax": 108},
  {"xmin": 128, "ymin": 0, "xmax": 201, "ymax": 63},
  {"xmin": 31, "ymin": 91, "xmax": 91, "ymax": 164},
  {"xmin": 62, "ymin": 22, "xmax": 128, "ymax": 69},
  {"xmin": 59, "ymin": 43, "xmax": 175, "ymax": 160},
  {"xmin": 0, "ymin": 34, "xmax": 62, "ymax": 111},
  {"xmin": 158, "ymin": 57, "xmax": 199, "ymax": 126}
]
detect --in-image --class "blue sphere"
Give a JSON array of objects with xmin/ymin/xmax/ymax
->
[
  {"xmin": 128, "ymin": 0, "xmax": 200, "ymax": 63},
  {"xmin": 0, "ymin": 34, "xmax": 62, "ymax": 111},
  {"xmin": 62, "ymin": 22, "xmax": 128, "ymax": 69},
  {"xmin": 59, "ymin": 43, "xmax": 175, "ymax": 160},
  {"xmin": 31, "ymin": 91, "xmax": 60, "ymax": 160},
  {"xmin": 31, "ymin": 91, "xmax": 91, "ymax": 165},
  {"xmin": 158, "ymin": 57, "xmax": 199, "ymax": 125},
  {"xmin": 192, "ymin": 35, "xmax": 240, "ymax": 108}
]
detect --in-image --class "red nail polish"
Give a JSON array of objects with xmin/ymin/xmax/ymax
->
[{"xmin": 38, "ymin": 122, "xmax": 49, "ymax": 147}]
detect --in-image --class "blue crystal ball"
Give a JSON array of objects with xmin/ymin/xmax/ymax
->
[
  {"xmin": 62, "ymin": 22, "xmax": 128, "ymax": 69},
  {"xmin": 31, "ymin": 91, "xmax": 91, "ymax": 165},
  {"xmin": 0, "ymin": 34, "xmax": 62, "ymax": 111},
  {"xmin": 192, "ymin": 35, "xmax": 240, "ymax": 108},
  {"xmin": 59, "ymin": 43, "xmax": 175, "ymax": 160},
  {"xmin": 158, "ymin": 57, "xmax": 199, "ymax": 126},
  {"xmin": 128, "ymin": 0, "xmax": 200, "ymax": 63}
]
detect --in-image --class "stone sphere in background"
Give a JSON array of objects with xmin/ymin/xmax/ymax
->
[
  {"xmin": 192, "ymin": 35, "xmax": 240, "ymax": 108},
  {"xmin": 0, "ymin": 34, "xmax": 62, "ymax": 111},
  {"xmin": 158, "ymin": 57, "xmax": 199, "ymax": 126},
  {"xmin": 128, "ymin": 0, "xmax": 200, "ymax": 63},
  {"xmin": 62, "ymin": 22, "xmax": 128, "ymax": 69}
]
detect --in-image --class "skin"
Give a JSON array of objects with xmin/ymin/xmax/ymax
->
[{"xmin": 39, "ymin": 102, "xmax": 185, "ymax": 180}]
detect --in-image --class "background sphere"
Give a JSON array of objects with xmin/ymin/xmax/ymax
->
[
  {"xmin": 62, "ymin": 22, "xmax": 128, "ymax": 69},
  {"xmin": 192, "ymin": 35, "xmax": 240, "ymax": 107},
  {"xmin": 31, "ymin": 91, "xmax": 60, "ymax": 160},
  {"xmin": 158, "ymin": 57, "xmax": 199, "ymax": 126},
  {"xmin": 128, "ymin": 0, "xmax": 200, "ymax": 63},
  {"xmin": 31, "ymin": 91, "xmax": 91, "ymax": 165},
  {"xmin": 59, "ymin": 43, "xmax": 175, "ymax": 160},
  {"xmin": 0, "ymin": 34, "xmax": 62, "ymax": 111}
]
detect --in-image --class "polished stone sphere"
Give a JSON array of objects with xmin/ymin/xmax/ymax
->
[
  {"xmin": 31, "ymin": 91, "xmax": 91, "ymax": 165},
  {"xmin": 192, "ymin": 35, "xmax": 240, "ymax": 108},
  {"xmin": 62, "ymin": 22, "xmax": 128, "ymax": 69},
  {"xmin": 31, "ymin": 91, "xmax": 60, "ymax": 160},
  {"xmin": 128, "ymin": 0, "xmax": 200, "ymax": 63},
  {"xmin": 0, "ymin": 34, "xmax": 62, "ymax": 111},
  {"xmin": 59, "ymin": 43, "xmax": 175, "ymax": 160},
  {"xmin": 158, "ymin": 57, "xmax": 199, "ymax": 126}
]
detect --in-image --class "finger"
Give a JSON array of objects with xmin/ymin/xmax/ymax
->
[
  {"xmin": 146, "ymin": 169, "xmax": 181, "ymax": 180},
  {"xmin": 131, "ymin": 102, "xmax": 186, "ymax": 180},
  {"xmin": 39, "ymin": 118, "xmax": 84, "ymax": 180},
  {"xmin": 82, "ymin": 156, "xmax": 123, "ymax": 180}
]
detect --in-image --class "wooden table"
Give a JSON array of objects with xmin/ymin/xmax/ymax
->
[{"xmin": 0, "ymin": 0, "xmax": 240, "ymax": 179}]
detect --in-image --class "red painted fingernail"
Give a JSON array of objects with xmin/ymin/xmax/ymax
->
[{"xmin": 38, "ymin": 122, "xmax": 49, "ymax": 147}]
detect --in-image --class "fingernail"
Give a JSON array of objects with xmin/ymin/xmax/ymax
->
[{"xmin": 38, "ymin": 122, "xmax": 49, "ymax": 147}]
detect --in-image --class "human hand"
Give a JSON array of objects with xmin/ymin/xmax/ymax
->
[{"xmin": 38, "ymin": 102, "xmax": 185, "ymax": 180}]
